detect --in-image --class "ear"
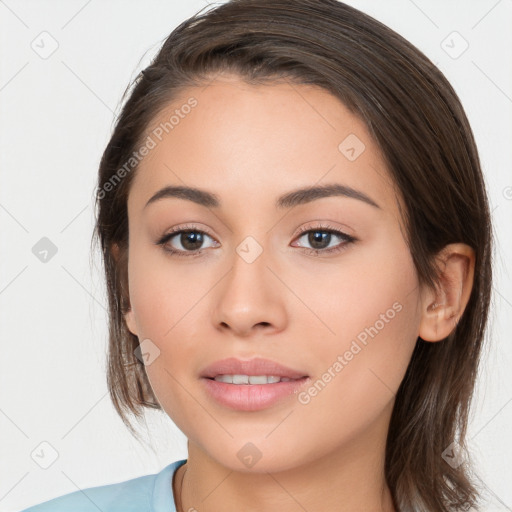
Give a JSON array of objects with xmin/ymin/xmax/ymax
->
[
  {"xmin": 110, "ymin": 242, "xmax": 139, "ymax": 336},
  {"xmin": 124, "ymin": 308, "xmax": 139, "ymax": 337},
  {"xmin": 418, "ymin": 243, "xmax": 475, "ymax": 342}
]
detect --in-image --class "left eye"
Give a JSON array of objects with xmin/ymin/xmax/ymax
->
[{"xmin": 292, "ymin": 228, "xmax": 355, "ymax": 254}]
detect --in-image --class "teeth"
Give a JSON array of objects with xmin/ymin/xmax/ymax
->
[
  {"xmin": 213, "ymin": 374, "xmax": 295, "ymax": 384},
  {"xmin": 233, "ymin": 374, "xmax": 249, "ymax": 384}
]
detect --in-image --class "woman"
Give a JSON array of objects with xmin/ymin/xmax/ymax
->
[{"xmin": 21, "ymin": 0, "xmax": 493, "ymax": 511}]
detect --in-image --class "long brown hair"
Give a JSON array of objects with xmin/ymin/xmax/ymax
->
[{"xmin": 91, "ymin": 1, "xmax": 494, "ymax": 510}]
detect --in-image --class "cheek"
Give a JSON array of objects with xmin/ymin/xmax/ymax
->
[
  {"xmin": 126, "ymin": 243, "xmax": 213, "ymax": 419},
  {"xmin": 290, "ymin": 230, "xmax": 420, "ymax": 359},
  {"xmin": 296, "ymin": 238, "xmax": 421, "ymax": 432},
  {"xmin": 127, "ymin": 240, "xmax": 202, "ymax": 339}
]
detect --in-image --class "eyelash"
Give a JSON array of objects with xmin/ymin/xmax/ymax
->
[{"xmin": 155, "ymin": 222, "xmax": 357, "ymax": 258}]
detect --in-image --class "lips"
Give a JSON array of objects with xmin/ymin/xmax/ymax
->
[{"xmin": 200, "ymin": 357, "xmax": 308, "ymax": 380}]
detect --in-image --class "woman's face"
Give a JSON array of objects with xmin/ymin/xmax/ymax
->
[{"xmin": 123, "ymin": 73, "xmax": 424, "ymax": 472}]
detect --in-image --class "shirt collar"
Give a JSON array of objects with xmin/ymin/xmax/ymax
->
[{"xmin": 151, "ymin": 459, "xmax": 187, "ymax": 512}]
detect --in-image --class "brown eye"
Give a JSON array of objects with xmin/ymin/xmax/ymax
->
[
  {"xmin": 178, "ymin": 231, "xmax": 205, "ymax": 251},
  {"xmin": 292, "ymin": 226, "xmax": 357, "ymax": 256},
  {"xmin": 156, "ymin": 227, "xmax": 218, "ymax": 257},
  {"xmin": 304, "ymin": 231, "xmax": 333, "ymax": 250}
]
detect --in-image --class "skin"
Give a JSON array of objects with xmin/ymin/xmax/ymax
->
[{"xmin": 118, "ymin": 72, "xmax": 475, "ymax": 512}]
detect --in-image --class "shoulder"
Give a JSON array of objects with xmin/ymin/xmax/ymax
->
[{"xmin": 19, "ymin": 459, "xmax": 187, "ymax": 512}]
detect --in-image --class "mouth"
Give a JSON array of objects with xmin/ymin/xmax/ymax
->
[
  {"xmin": 200, "ymin": 356, "xmax": 308, "ymax": 381},
  {"xmin": 206, "ymin": 374, "xmax": 304, "ymax": 384},
  {"xmin": 199, "ymin": 357, "xmax": 310, "ymax": 411}
]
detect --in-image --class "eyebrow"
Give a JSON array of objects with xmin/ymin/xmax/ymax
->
[{"xmin": 144, "ymin": 183, "xmax": 381, "ymax": 210}]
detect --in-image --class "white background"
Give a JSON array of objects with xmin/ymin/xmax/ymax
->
[{"xmin": 1, "ymin": 1, "xmax": 511, "ymax": 511}]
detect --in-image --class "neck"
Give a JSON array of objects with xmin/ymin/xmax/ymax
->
[{"xmin": 174, "ymin": 404, "xmax": 396, "ymax": 512}]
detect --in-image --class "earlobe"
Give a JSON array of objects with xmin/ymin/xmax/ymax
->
[
  {"xmin": 110, "ymin": 242, "xmax": 137, "ymax": 335},
  {"xmin": 418, "ymin": 243, "xmax": 475, "ymax": 342},
  {"xmin": 124, "ymin": 308, "xmax": 138, "ymax": 336},
  {"xmin": 111, "ymin": 242, "xmax": 120, "ymax": 262}
]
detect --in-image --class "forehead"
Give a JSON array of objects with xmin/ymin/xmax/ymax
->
[{"xmin": 129, "ymin": 74, "xmax": 399, "ymax": 217}]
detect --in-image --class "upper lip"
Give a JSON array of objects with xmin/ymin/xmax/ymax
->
[{"xmin": 200, "ymin": 357, "xmax": 308, "ymax": 379}]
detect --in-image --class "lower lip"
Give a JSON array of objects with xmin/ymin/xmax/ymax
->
[{"xmin": 201, "ymin": 377, "xmax": 310, "ymax": 411}]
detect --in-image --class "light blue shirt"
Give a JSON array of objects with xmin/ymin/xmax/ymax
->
[{"xmin": 19, "ymin": 459, "xmax": 187, "ymax": 512}]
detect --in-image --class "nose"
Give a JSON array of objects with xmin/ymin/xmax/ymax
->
[{"xmin": 212, "ymin": 245, "xmax": 288, "ymax": 338}]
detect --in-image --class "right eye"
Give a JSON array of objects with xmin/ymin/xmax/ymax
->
[{"xmin": 156, "ymin": 226, "xmax": 219, "ymax": 257}]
